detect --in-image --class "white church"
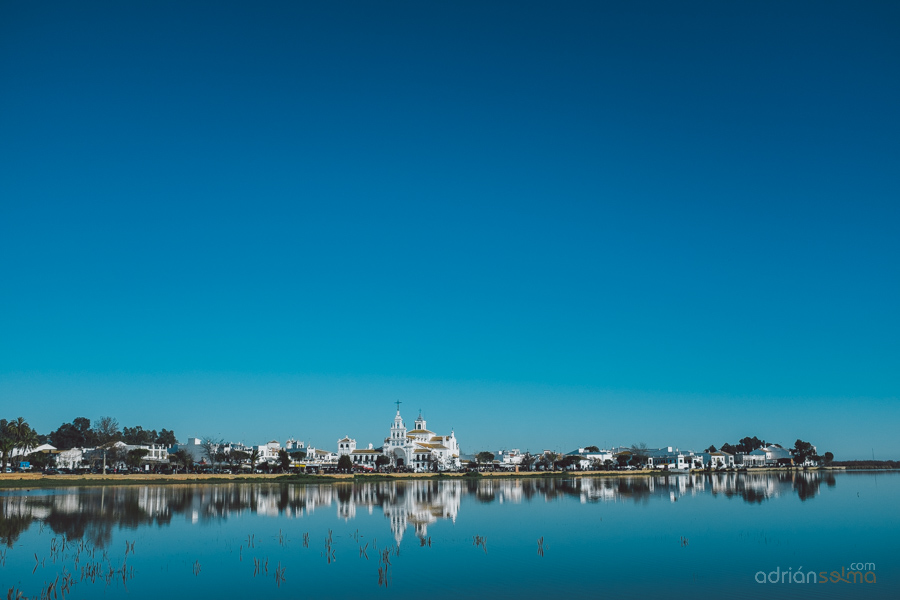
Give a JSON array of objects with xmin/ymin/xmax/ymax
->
[{"xmin": 337, "ymin": 405, "xmax": 461, "ymax": 472}]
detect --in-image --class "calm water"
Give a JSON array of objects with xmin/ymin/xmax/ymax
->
[{"xmin": 2, "ymin": 471, "xmax": 897, "ymax": 599}]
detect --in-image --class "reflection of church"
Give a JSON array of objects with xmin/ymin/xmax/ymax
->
[
  {"xmin": 380, "ymin": 480, "xmax": 461, "ymax": 544},
  {"xmin": 385, "ymin": 408, "xmax": 460, "ymax": 471}
]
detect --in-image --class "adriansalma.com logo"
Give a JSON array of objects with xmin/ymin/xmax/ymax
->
[{"xmin": 755, "ymin": 564, "xmax": 876, "ymax": 584}]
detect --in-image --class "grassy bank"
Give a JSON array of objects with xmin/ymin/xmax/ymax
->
[{"xmin": 0, "ymin": 465, "xmax": 858, "ymax": 489}]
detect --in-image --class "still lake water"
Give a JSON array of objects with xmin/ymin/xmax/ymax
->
[{"xmin": 2, "ymin": 471, "xmax": 897, "ymax": 599}]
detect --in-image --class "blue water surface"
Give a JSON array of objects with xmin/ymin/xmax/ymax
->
[{"xmin": 1, "ymin": 471, "xmax": 897, "ymax": 599}]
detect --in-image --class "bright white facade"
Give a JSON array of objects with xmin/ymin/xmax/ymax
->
[{"xmin": 384, "ymin": 410, "xmax": 460, "ymax": 471}]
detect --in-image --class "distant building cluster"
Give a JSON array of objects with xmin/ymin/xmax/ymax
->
[
  {"xmin": 13, "ymin": 406, "xmax": 461, "ymax": 473},
  {"xmin": 9, "ymin": 406, "xmax": 822, "ymax": 475},
  {"xmin": 481, "ymin": 443, "xmax": 816, "ymax": 472}
]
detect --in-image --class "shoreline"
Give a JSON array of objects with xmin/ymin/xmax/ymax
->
[{"xmin": 0, "ymin": 465, "xmax": 866, "ymax": 489}]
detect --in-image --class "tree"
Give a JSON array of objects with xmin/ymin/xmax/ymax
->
[
  {"xmin": 27, "ymin": 450, "xmax": 54, "ymax": 470},
  {"xmin": 616, "ymin": 453, "xmax": 630, "ymax": 468},
  {"xmin": 49, "ymin": 422, "xmax": 86, "ymax": 450},
  {"xmin": 72, "ymin": 417, "xmax": 98, "ymax": 447},
  {"xmin": 337, "ymin": 454, "xmax": 353, "ymax": 473},
  {"xmin": 231, "ymin": 450, "xmax": 250, "ymax": 470},
  {"xmin": 705, "ymin": 445, "xmax": 717, "ymax": 453},
  {"xmin": 629, "ymin": 443, "xmax": 649, "ymax": 467},
  {"xmin": 125, "ymin": 449, "xmax": 150, "ymax": 470},
  {"xmin": 375, "ymin": 455, "xmax": 391, "ymax": 471},
  {"xmin": 537, "ymin": 452, "xmax": 559, "ymax": 471},
  {"xmin": 201, "ymin": 437, "xmax": 223, "ymax": 471},
  {"xmin": 100, "ymin": 442, "xmax": 125, "ymax": 472},
  {"xmin": 122, "ymin": 426, "xmax": 157, "ymax": 445},
  {"xmin": 8, "ymin": 418, "xmax": 39, "ymax": 465},
  {"xmin": 476, "ymin": 451, "xmax": 495, "ymax": 466},
  {"xmin": 824, "ymin": 451, "xmax": 834, "ymax": 465},
  {"xmin": 792, "ymin": 440, "xmax": 816, "ymax": 464},
  {"xmin": 156, "ymin": 429, "xmax": 178, "ymax": 446},
  {"xmin": 558, "ymin": 455, "xmax": 580, "ymax": 470},
  {"xmin": 173, "ymin": 449, "xmax": 193, "ymax": 473},
  {"xmin": 720, "ymin": 443, "xmax": 738, "ymax": 455},
  {"xmin": 736, "ymin": 436, "xmax": 766, "ymax": 454},
  {"xmin": 0, "ymin": 437, "xmax": 14, "ymax": 472},
  {"xmin": 520, "ymin": 452, "xmax": 536, "ymax": 472},
  {"xmin": 95, "ymin": 417, "xmax": 121, "ymax": 444},
  {"xmin": 278, "ymin": 449, "xmax": 292, "ymax": 473},
  {"xmin": 603, "ymin": 459, "xmax": 614, "ymax": 471},
  {"xmin": 584, "ymin": 445, "xmax": 600, "ymax": 453},
  {"xmin": 249, "ymin": 448, "xmax": 260, "ymax": 470},
  {"xmin": 0, "ymin": 419, "xmax": 15, "ymax": 471}
]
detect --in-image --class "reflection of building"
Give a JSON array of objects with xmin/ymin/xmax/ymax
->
[{"xmin": 378, "ymin": 480, "xmax": 461, "ymax": 543}]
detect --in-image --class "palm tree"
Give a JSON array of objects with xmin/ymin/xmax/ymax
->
[
  {"xmin": 8, "ymin": 418, "xmax": 38, "ymax": 465},
  {"xmin": 0, "ymin": 438, "xmax": 15, "ymax": 471},
  {"xmin": 249, "ymin": 448, "xmax": 260, "ymax": 471}
]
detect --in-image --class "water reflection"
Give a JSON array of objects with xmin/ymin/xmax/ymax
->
[{"xmin": 0, "ymin": 471, "xmax": 836, "ymax": 550}]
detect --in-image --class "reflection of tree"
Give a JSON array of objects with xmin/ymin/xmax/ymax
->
[
  {"xmin": 0, "ymin": 504, "xmax": 31, "ymax": 548},
  {"xmin": 3, "ymin": 472, "xmax": 838, "ymax": 551},
  {"xmin": 792, "ymin": 472, "xmax": 821, "ymax": 501}
]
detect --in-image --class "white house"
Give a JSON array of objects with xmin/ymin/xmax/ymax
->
[
  {"xmin": 736, "ymin": 449, "xmax": 768, "ymax": 467},
  {"xmin": 701, "ymin": 450, "xmax": 735, "ymax": 468},
  {"xmin": 124, "ymin": 443, "xmax": 170, "ymax": 466},
  {"xmin": 761, "ymin": 444, "xmax": 794, "ymax": 465}
]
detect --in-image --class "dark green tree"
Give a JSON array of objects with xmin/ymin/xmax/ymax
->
[
  {"xmin": 231, "ymin": 450, "xmax": 250, "ymax": 470},
  {"xmin": 26, "ymin": 450, "xmax": 54, "ymax": 470},
  {"xmin": 173, "ymin": 449, "xmax": 193, "ymax": 473},
  {"xmin": 49, "ymin": 422, "xmax": 86, "ymax": 450},
  {"xmin": 278, "ymin": 449, "xmax": 292, "ymax": 472},
  {"xmin": 737, "ymin": 436, "xmax": 766, "ymax": 453},
  {"xmin": 584, "ymin": 445, "xmax": 600, "ymax": 452},
  {"xmin": 720, "ymin": 443, "xmax": 738, "ymax": 455},
  {"xmin": 156, "ymin": 429, "xmax": 178, "ymax": 446},
  {"xmin": 824, "ymin": 451, "xmax": 834, "ymax": 465},
  {"xmin": 792, "ymin": 440, "xmax": 816, "ymax": 464},
  {"xmin": 125, "ymin": 449, "xmax": 150, "ymax": 470},
  {"xmin": 476, "ymin": 451, "xmax": 495, "ymax": 465},
  {"xmin": 520, "ymin": 452, "xmax": 536, "ymax": 471},
  {"xmin": 375, "ymin": 455, "xmax": 391, "ymax": 470},
  {"xmin": 122, "ymin": 426, "xmax": 156, "ymax": 445},
  {"xmin": 337, "ymin": 454, "xmax": 353, "ymax": 472}
]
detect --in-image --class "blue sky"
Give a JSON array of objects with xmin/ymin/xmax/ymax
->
[{"xmin": 1, "ymin": 2, "xmax": 898, "ymax": 459}]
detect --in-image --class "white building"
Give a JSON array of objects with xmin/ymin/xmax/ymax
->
[
  {"xmin": 383, "ymin": 409, "xmax": 460, "ymax": 472},
  {"xmin": 124, "ymin": 443, "xmax": 170, "ymax": 466},
  {"xmin": 701, "ymin": 450, "xmax": 735, "ymax": 468},
  {"xmin": 56, "ymin": 448, "xmax": 85, "ymax": 469},
  {"xmin": 337, "ymin": 436, "xmax": 382, "ymax": 469},
  {"xmin": 255, "ymin": 440, "xmax": 282, "ymax": 465},
  {"xmin": 762, "ymin": 444, "xmax": 794, "ymax": 465},
  {"xmin": 736, "ymin": 449, "xmax": 768, "ymax": 467}
]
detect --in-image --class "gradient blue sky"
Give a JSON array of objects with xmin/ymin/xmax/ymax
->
[{"xmin": 2, "ymin": 2, "xmax": 898, "ymax": 459}]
